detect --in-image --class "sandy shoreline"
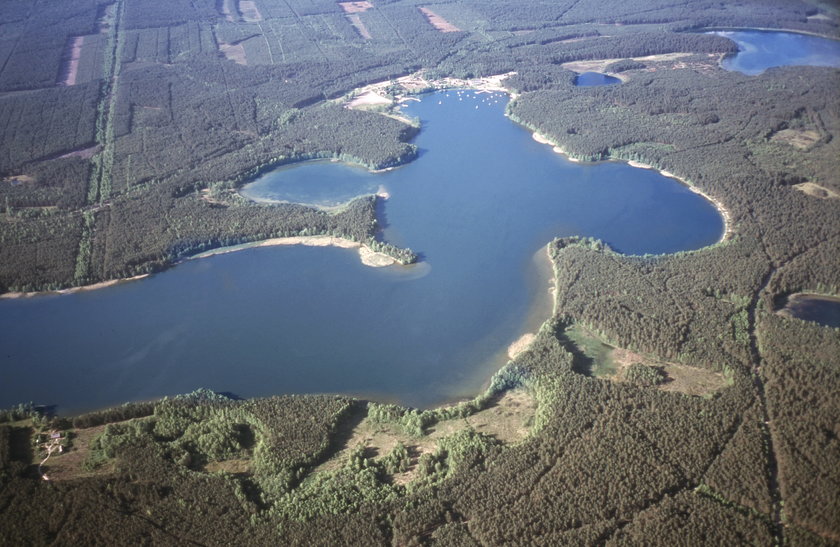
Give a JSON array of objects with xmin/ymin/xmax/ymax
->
[
  {"xmin": 188, "ymin": 235, "xmax": 397, "ymax": 268},
  {"xmin": 1, "ymin": 236, "xmax": 398, "ymax": 299},
  {"xmin": 626, "ymin": 160, "xmax": 734, "ymax": 241},
  {"xmin": 529, "ymin": 130, "xmax": 733, "ymax": 243},
  {"xmin": 0, "ymin": 274, "xmax": 150, "ymax": 299},
  {"xmin": 340, "ymin": 71, "xmax": 516, "ymax": 116}
]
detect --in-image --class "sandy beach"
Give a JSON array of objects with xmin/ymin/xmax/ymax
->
[
  {"xmin": 190, "ymin": 235, "xmax": 397, "ymax": 268},
  {"xmin": 0, "ymin": 274, "xmax": 150, "ymax": 299},
  {"xmin": 0, "ymin": 236, "xmax": 397, "ymax": 299}
]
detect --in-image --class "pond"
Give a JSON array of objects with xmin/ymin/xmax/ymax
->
[
  {"xmin": 708, "ymin": 29, "xmax": 840, "ymax": 75},
  {"xmin": 0, "ymin": 90, "xmax": 725, "ymax": 414},
  {"xmin": 778, "ymin": 293, "xmax": 840, "ymax": 328},
  {"xmin": 574, "ymin": 72, "xmax": 621, "ymax": 87}
]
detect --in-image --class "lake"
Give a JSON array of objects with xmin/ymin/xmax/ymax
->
[
  {"xmin": 0, "ymin": 91, "xmax": 724, "ymax": 414},
  {"xmin": 709, "ymin": 29, "xmax": 840, "ymax": 75}
]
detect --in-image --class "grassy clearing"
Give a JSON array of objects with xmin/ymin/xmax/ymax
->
[
  {"xmin": 205, "ymin": 458, "xmax": 251, "ymax": 475},
  {"xmin": 564, "ymin": 324, "xmax": 728, "ymax": 396},
  {"xmin": 771, "ymin": 128, "xmax": 821, "ymax": 150},
  {"xmin": 793, "ymin": 182, "xmax": 839, "ymax": 200},
  {"xmin": 35, "ymin": 424, "xmax": 116, "ymax": 481}
]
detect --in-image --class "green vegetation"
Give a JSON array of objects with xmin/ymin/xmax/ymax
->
[{"xmin": 0, "ymin": 0, "xmax": 838, "ymax": 544}]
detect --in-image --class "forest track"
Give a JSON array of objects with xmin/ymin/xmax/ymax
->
[{"xmin": 745, "ymin": 257, "xmax": 783, "ymax": 545}]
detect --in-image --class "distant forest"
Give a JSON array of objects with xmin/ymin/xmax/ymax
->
[{"xmin": 1, "ymin": 0, "xmax": 839, "ymax": 544}]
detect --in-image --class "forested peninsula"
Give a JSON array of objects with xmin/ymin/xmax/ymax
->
[{"xmin": 1, "ymin": 0, "xmax": 839, "ymax": 544}]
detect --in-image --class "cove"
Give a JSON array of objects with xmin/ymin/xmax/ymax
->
[
  {"xmin": 708, "ymin": 29, "xmax": 840, "ymax": 75},
  {"xmin": 0, "ymin": 91, "xmax": 724, "ymax": 414}
]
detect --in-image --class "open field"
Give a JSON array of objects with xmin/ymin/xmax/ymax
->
[
  {"xmin": 793, "ymin": 181, "xmax": 839, "ymax": 199},
  {"xmin": 418, "ymin": 7, "xmax": 461, "ymax": 32}
]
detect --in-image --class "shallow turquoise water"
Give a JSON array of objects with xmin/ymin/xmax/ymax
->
[{"xmin": 0, "ymin": 91, "xmax": 724, "ymax": 413}]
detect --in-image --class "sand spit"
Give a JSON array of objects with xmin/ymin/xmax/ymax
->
[
  {"xmin": 190, "ymin": 235, "xmax": 397, "ymax": 268},
  {"xmin": 508, "ymin": 333, "xmax": 536, "ymax": 360}
]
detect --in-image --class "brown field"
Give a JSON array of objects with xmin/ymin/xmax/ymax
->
[
  {"xmin": 239, "ymin": 0, "xmax": 262, "ymax": 22},
  {"xmin": 59, "ymin": 144, "xmax": 102, "ymax": 160},
  {"xmin": 793, "ymin": 182, "xmax": 840, "ymax": 199},
  {"xmin": 3, "ymin": 174, "xmax": 35, "ymax": 185},
  {"xmin": 418, "ymin": 7, "xmax": 461, "ymax": 33},
  {"xmin": 313, "ymin": 389, "xmax": 536, "ymax": 484},
  {"xmin": 347, "ymin": 14, "xmax": 372, "ymax": 39},
  {"xmin": 339, "ymin": 1, "xmax": 373, "ymax": 14},
  {"xmin": 58, "ymin": 36, "xmax": 84, "ymax": 86},
  {"xmin": 205, "ymin": 458, "xmax": 251, "ymax": 474},
  {"xmin": 771, "ymin": 128, "xmax": 821, "ymax": 149},
  {"xmin": 610, "ymin": 347, "xmax": 729, "ymax": 396},
  {"xmin": 219, "ymin": 42, "xmax": 248, "ymax": 65},
  {"xmin": 217, "ymin": 0, "xmax": 234, "ymax": 23},
  {"xmin": 35, "ymin": 425, "xmax": 115, "ymax": 481},
  {"xmin": 562, "ymin": 53, "xmax": 694, "ymax": 76}
]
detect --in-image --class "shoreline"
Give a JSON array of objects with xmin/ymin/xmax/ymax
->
[
  {"xmin": 0, "ymin": 274, "xmax": 150, "ymax": 300},
  {"xmin": 0, "ymin": 235, "xmax": 399, "ymax": 299},
  {"xmin": 340, "ymin": 71, "xmax": 517, "ymax": 117},
  {"xmin": 527, "ymin": 130, "xmax": 734, "ymax": 243},
  {"xmin": 626, "ymin": 160, "xmax": 734, "ymax": 242},
  {"xmin": 187, "ymin": 235, "xmax": 398, "ymax": 268},
  {"xmin": 701, "ymin": 26, "xmax": 840, "ymax": 41}
]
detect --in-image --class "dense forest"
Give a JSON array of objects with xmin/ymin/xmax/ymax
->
[{"xmin": 1, "ymin": 0, "xmax": 839, "ymax": 544}]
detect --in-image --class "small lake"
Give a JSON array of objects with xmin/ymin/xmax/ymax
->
[
  {"xmin": 708, "ymin": 30, "xmax": 840, "ymax": 75},
  {"xmin": 0, "ymin": 91, "xmax": 724, "ymax": 414},
  {"xmin": 574, "ymin": 72, "xmax": 621, "ymax": 87},
  {"xmin": 778, "ymin": 293, "xmax": 840, "ymax": 328}
]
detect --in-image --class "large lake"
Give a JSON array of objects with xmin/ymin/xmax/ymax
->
[
  {"xmin": 0, "ymin": 91, "xmax": 724, "ymax": 414},
  {"xmin": 709, "ymin": 29, "xmax": 840, "ymax": 75}
]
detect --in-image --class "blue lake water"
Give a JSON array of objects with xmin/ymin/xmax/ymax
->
[
  {"xmin": 574, "ymin": 72, "xmax": 621, "ymax": 86},
  {"xmin": 709, "ymin": 30, "xmax": 840, "ymax": 75},
  {"xmin": 0, "ymin": 91, "xmax": 724, "ymax": 414}
]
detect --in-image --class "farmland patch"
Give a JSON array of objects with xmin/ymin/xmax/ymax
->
[
  {"xmin": 339, "ymin": 1, "xmax": 373, "ymax": 14},
  {"xmin": 418, "ymin": 7, "xmax": 461, "ymax": 33},
  {"xmin": 239, "ymin": 0, "xmax": 263, "ymax": 22}
]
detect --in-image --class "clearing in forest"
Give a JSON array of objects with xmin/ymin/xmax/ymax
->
[
  {"xmin": 771, "ymin": 128, "xmax": 821, "ymax": 149},
  {"xmin": 418, "ymin": 7, "xmax": 461, "ymax": 33},
  {"xmin": 58, "ymin": 36, "xmax": 84, "ymax": 86},
  {"xmin": 339, "ymin": 1, "xmax": 373, "ymax": 13},
  {"xmin": 219, "ymin": 0, "xmax": 236, "ymax": 22},
  {"xmin": 347, "ymin": 14, "xmax": 372, "ymax": 39},
  {"xmin": 31, "ymin": 424, "xmax": 115, "ymax": 481},
  {"xmin": 219, "ymin": 41, "xmax": 248, "ymax": 65},
  {"xmin": 239, "ymin": 0, "xmax": 262, "ymax": 22},
  {"xmin": 313, "ymin": 389, "xmax": 536, "ymax": 484},
  {"xmin": 793, "ymin": 182, "xmax": 839, "ymax": 199},
  {"xmin": 564, "ymin": 324, "xmax": 729, "ymax": 396}
]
